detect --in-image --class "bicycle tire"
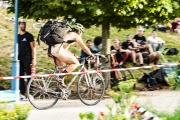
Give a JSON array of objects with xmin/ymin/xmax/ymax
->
[
  {"xmin": 101, "ymin": 67, "xmax": 110, "ymax": 90},
  {"xmin": 77, "ymin": 72, "xmax": 105, "ymax": 106},
  {"xmin": 115, "ymin": 66, "xmax": 134, "ymax": 81},
  {"xmin": 27, "ymin": 76, "xmax": 59, "ymax": 110}
]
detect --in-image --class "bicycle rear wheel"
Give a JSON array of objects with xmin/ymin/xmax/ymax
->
[
  {"xmin": 27, "ymin": 76, "xmax": 59, "ymax": 110},
  {"xmin": 119, "ymin": 66, "xmax": 134, "ymax": 81},
  {"xmin": 77, "ymin": 73, "xmax": 105, "ymax": 106}
]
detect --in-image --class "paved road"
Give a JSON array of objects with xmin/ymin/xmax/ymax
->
[
  {"xmin": 6, "ymin": 90, "xmax": 180, "ymax": 120},
  {"xmin": 27, "ymin": 99, "xmax": 110, "ymax": 120}
]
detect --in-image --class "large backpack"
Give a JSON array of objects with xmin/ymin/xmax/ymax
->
[
  {"xmin": 163, "ymin": 48, "xmax": 179, "ymax": 55},
  {"xmin": 37, "ymin": 20, "xmax": 71, "ymax": 45}
]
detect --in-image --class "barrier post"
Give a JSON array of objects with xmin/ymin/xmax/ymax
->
[{"xmin": 11, "ymin": 0, "xmax": 20, "ymax": 101}]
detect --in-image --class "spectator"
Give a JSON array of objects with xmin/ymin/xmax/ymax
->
[
  {"xmin": 147, "ymin": 30, "xmax": 165, "ymax": 52},
  {"xmin": 122, "ymin": 35, "xmax": 144, "ymax": 67},
  {"xmin": 91, "ymin": 36, "xmax": 102, "ymax": 53},
  {"xmin": 110, "ymin": 38, "xmax": 130, "ymax": 67},
  {"xmin": 171, "ymin": 18, "xmax": 180, "ymax": 32},
  {"xmin": 133, "ymin": 28, "xmax": 154, "ymax": 55},
  {"xmin": 80, "ymin": 40, "xmax": 93, "ymax": 59},
  {"xmin": 18, "ymin": 19, "xmax": 36, "ymax": 99},
  {"xmin": 174, "ymin": 22, "xmax": 180, "ymax": 35}
]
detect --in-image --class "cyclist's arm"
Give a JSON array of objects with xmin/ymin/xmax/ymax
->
[
  {"xmin": 75, "ymin": 35, "xmax": 92, "ymax": 56},
  {"xmin": 65, "ymin": 32, "xmax": 92, "ymax": 56}
]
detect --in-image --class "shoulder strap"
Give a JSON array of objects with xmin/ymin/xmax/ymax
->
[{"xmin": 37, "ymin": 33, "xmax": 40, "ymax": 45}]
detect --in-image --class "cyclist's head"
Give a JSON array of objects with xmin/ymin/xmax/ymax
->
[
  {"xmin": 19, "ymin": 19, "xmax": 26, "ymax": 31},
  {"xmin": 71, "ymin": 23, "xmax": 84, "ymax": 34}
]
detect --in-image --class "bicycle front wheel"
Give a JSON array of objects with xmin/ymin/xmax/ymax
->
[
  {"xmin": 27, "ymin": 76, "xmax": 59, "ymax": 110},
  {"xmin": 77, "ymin": 73, "xmax": 105, "ymax": 106}
]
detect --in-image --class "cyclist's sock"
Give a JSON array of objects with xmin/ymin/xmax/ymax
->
[{"xmin": 58, "ymin": 70, "xmax": 68, "ymax": 88}]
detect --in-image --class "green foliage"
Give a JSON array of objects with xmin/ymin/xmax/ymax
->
[
  {"xmin": 79, "ymin": 112, "xmax": 95, "ymax": 120},
  {"xmin": 167, "ymin": 67, "xmax": 180, "ymax": 90},
  {"xmin": 8, "ymin": 0, "xmax": 174, "ymax": 28},
  {"xmin": 144, "ymin": 107, "xmax": 180, "ymax": 120},
  {"xmin": 161, "ymin": 109, "xmax": 180, "ymax": 120},
  {"xmin": 79, "ymin": 79, "xmax": 138, "ymax": 120},
  {"xmin": 0, "ymin": 104, "xmax": 31, "ymax": 120},
  {"xmin": 118, "ymin": 79, "xmax": 136, "ymax": 93}
]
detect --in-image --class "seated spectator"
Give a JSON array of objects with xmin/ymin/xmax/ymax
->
[
  {"xmin": 147, "ymin": 30, "xmax": 165, "ymax": 52},
  {"xmin": 174, "ymin": 22, "xmax": 180, "ymax": 35},
  {"xmin": 171, "ymin": 18, "xmax": 180, "ymax": 32},
  {"xmin": 122, "ymin": 35, "xmax": 144, "ymax": 67},
  {"xmin": 80, "ymin": 40, "xmax": 93, "ymax": 59},
  {"xmin": 133, "ymin": 32, "xmax": 161, "ymax": 64},
  {"xmin": 110, "ymin": 38, "xmax": 130, "ymax": 67},
  {"xmin": 91, "ymin": 36, "xmax": 102, "ymax": 53},
  {"xmin": 133, "ymin": 28, "xmax": 154, "ymax": 54}
]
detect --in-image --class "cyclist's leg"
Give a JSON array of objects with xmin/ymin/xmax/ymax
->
[
  {"xmin": 51, "ymin": 44, "xmax": 80, "ymax": 73},
  {"xmin": 54, "ymin": 58, "xmax": 66, "ymax": 73}
]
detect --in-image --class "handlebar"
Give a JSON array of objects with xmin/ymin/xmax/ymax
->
[{"xmin": 93, "ymin": 53, "xmax": 106, "ymax": 59}]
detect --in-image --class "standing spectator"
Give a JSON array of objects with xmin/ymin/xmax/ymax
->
[
  {"xmin": 18, "ymin": 19, "xmax": 36, "ymax": 99},
  {"xmin": 122, "ymin": 35, "xmax": 144, "ymax": 67},
  {"xmin": 147, "ymin": 30, "xmax": 165, "ymax": 52},
  {"xmin": 133, "ymin": 28, "xmax": 154, "ymax": 54},
  {"xmin": 110, "ymin": 38, "xmax": 130, "ymax": 66},
  {"xmin": 91, "ymin": 36, "xmax": 102, "ymax": 53},
  {"xmin": 80, "ymin": 40, "xmax": 93, "ymax": 59}
]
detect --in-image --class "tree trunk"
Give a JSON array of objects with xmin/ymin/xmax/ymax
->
[{"xmin": 101, "ymin": 23, "xmax": 111, "ymax": 90}]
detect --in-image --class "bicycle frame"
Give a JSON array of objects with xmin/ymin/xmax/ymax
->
[{"xmin": 55, "ymin": 58, "xmax": 94, "ymax": 92}]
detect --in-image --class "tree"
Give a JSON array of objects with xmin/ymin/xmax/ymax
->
[
  {"xmin": 8, "ymin": 0, "xmax": 175, "ymax": 89},
  {"xmin": 8, "ymin": 0, "xmax": 174, "ymax": 53}
]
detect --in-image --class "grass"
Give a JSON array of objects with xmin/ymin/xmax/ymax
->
[{"xmin": 0, "ymin": 8, "xmax": 180, "ymax": 89}]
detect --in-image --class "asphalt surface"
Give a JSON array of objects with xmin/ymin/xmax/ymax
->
[
  {"xmin": 5, "ymin": 90, "xmax": 180, "ymax": 120},
  {"xmin": 26, "ymin": 99, "xmax": 110, "ymax": 120}
]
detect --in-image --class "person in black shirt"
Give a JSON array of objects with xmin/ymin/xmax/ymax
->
[
  {"xmin": 133, "ymin": 28, "xmax": 154, "ymax": 54},
  {"xmin": 110, "ymin": 38, "xmax": 130, "ymax": 66},
  {"xmin": 122, "ymin": 35, "xmax": 144, "ymax": 67},
  {"xmin": 18, "ymin": 19, "xmax": 36, "ymax": 99},
  {"xmin": 133, "ymin": 28, "xmax": 161, "ymax": 64}
]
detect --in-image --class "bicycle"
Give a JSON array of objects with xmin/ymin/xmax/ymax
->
[
  {"xmin": 88, "ymin": 53, "xmax": 110, "ymax": 90},
  {"xmin": 110, "ymin": 52, "xmax": 134, "ymax": 87},
  {"xmin": 27, "ymin": 41, "xmax": 105, "ymax": 110}
]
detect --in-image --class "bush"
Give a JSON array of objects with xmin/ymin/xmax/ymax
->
[
  {"xmin": 167, "ymin": 67, "xmax": 180, "ymax": 90},
  {"xmin": 0, "ymin": 104, "xmax": 31, "ymax": 120}
]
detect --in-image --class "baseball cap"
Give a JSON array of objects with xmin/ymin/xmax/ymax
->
[
  {"xmin": 18, "ymin": 19, "xmax": 26, "ymax": 24},
  {"xmin": 138, "ymin": 28, "xmax": 144, "ymax": 32},
  {"xmin": 126, "ymin": 34, "xmax": 131, "ymax": 38}
]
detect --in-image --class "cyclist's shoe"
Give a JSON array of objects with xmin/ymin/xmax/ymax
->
[{"xmin": 57, "ymin": 77, "xmax": 66, "ymax": 88}]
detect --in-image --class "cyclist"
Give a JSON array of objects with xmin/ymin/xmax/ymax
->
[{"xmin": 50, "ymin": 23, "xmax": 94, "ymax": 87}]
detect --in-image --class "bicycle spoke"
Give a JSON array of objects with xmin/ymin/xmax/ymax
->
[
  {"xmin": 77, "ymin": 73, "xmax": 105, "ymax": 106},
  {"xmin": 27, "ymin": 76, "xmax": 59, "ymax": 110}
]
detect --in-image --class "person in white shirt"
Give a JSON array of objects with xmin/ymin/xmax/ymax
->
[{"xmin": 147, "ymin": 30, "xmax": 165, "ymax": 52}]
